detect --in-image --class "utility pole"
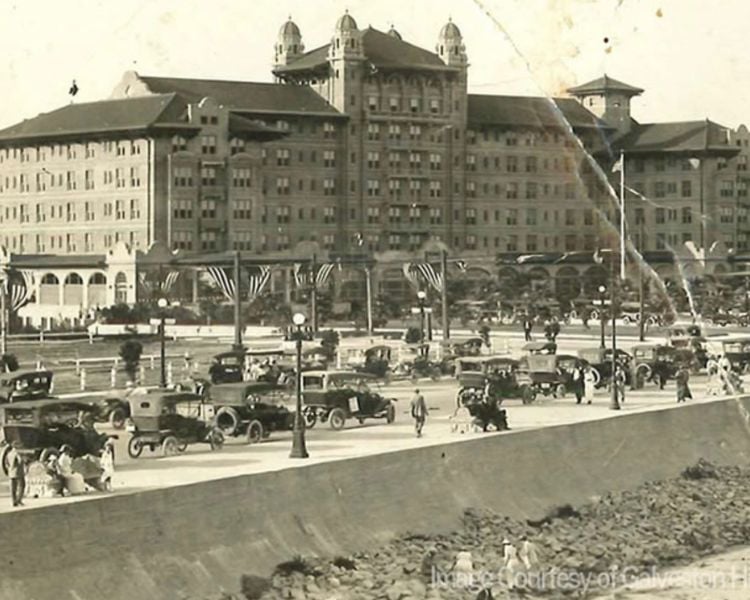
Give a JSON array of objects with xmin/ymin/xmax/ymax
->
[
  {"xmin": 610, "ymin": 253, "xmax": 621, "ymax": 410},
  {"xmin": 0, "ymin": 277, "xmax": 6, "ymax": 356},
  {"xmin": 310, "ymin": 254, "xmax": 318, "ymax": 334},
  {"xmin": 441, "ymin": 249, "xmax": 450, "ymax": 341},
  {"xmin": 232, "ymin": 251, "xmax": 243, "ymax": 351},
  {"xmin": 365, "ymin": 265, "xmax": 373, "ymax": 335},
  {"xmin": 638, "ymin": 220, "xmax": 646, "ymax": 342}
]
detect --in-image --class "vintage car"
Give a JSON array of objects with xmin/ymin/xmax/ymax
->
[
  {"xmin": 301, "ymin": 371, "xmax": 396, "ymax": 430},
  {"xmin": 355, "ymin": 345, "xmax": 393, "ymax": 379},
  {"xmin": 209, "ymin": 351, "xmax": 245, "ymax": 384},
  {"xmin": 631, "ymin": 344, "xmax": 681, "ymax": 385},
  {"xmin": 521, "ymin": 341, "xmax": 558, "ymax": 356},
  {"xmin": 209, "ymin": 381, "xmax": 294, "ymax": 442},
  {"xmin": 721, "ymin": 337, "xmax": 750, "ymax": 373},
  {"xmin": 517, "ymin": 354, "xmax": 566, "ymax": 402},
  {"xmin": 0, "ymin": 370, "xmax": 54, "ymax": 403},
  {"xmin": 577, "ymin": 347, "xmax": 633, "ymax": 388},
  {"xmin": 393, "ymin": 345, "xmax": 442, "ymax": 381},
  {"xmin": 0, "ymin": 399, "xmax": 113, "ymax": 475},
  {"xmin": 455, "ymin": 356, "xmax": 522, "ymax": 405},
  {"xmin": 126, "ymin": 389, "xmax": 224, "ymax": 458}
]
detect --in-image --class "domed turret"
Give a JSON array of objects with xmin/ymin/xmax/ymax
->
[
  {"xmin": 436, "ymin": 18, "xmax": 466, "ymax": 66},
  {"xmin": 388, "ymin": 25, "xmax": 402, "ymax": 40},
  {"xmin": 274, "ymin": 16, "xmax": 304, "ymax": 69},
  {"xmin": 439, "ymin": 19, "xmax": 462, "ymax": 40},
  {"xmin": 335, "ymin": 10, "xmax": 358, "ymax": 32}
]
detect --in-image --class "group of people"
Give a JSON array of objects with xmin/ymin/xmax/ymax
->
[
  {"xmin": 422, "ymin": 536, "xmax": 541, "ymax": 595},
  {"xmin": 522, "ymin": 316, "xmax": 562, "ymax": 343},
  {"xmin": 707, "ymin": 354, "xmax": 744, "ymax": 396}
]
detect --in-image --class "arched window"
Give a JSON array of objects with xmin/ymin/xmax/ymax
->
[
  {"xmin": 88, "ymin": 272, "xmax": 106, "ymax": 285},
  {"xmin": 64, "ymin": 273, "xmax": 83, "ymax": 285},
  {"xmin": 41, "ymin": 273, "xmax": 59, "ymax": 285},
  {"xmin": 114, "ymin": 272, "xmax": 128, "ymax": 304}
]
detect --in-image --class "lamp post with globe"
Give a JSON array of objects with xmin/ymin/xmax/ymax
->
[{"xmin": 290, "ymin": 312, "xmax": 309, "ymax": 459}]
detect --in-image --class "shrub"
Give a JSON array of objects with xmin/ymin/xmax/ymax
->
[
  {"xmin": 239, "ymin": 574, "xmax": 271, "ymax": 600},
  {"xmin": 404, "ymin": 326, "xmax": 422, "ymax": 344},
  {"xmin": 273, "ymin": 555, "xmax": 321, "ymax": 577},
  {"xmin": 319, "ymin": 329, "xmax": 340, "ymax": 361},
  {"xmin": 0, "ymin": 354, "xmax": 19, "ymax": 373},
  {"xmin": 119, "ymin": 339, "xmax": 143, "ymax": 384}
]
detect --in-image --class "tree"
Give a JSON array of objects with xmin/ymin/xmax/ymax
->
[
  {"xmin": 119, "ymin": 339, "xmax": 143, "ymax": 385},
  {"xmin": 319, "ymin": 329, "xmax": 340, "ymax": 362},
  {"xmin": 0, "ymin": 354, "xmax": 19, "ymax": 373},
  {"xmin": 404, "ymin": 326, "xmax": 422, "ymax": 344}
]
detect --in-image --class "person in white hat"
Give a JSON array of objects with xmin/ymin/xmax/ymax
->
[{"xmin": 501, "ymin": 538, "xmax": 522, "ymax": 590}]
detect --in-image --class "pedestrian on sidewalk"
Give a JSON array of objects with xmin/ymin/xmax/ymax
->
[
  {"xmin": 410, "ymin": 388, "xmax": 428, "ymax": 438},
  {"xmin": 7, "ymin": 442, "xmax": 26, "ymax": 507},
  {"xmin": 572, "ymin": 363, "xmax": 585, "ymax": 404},
  {"xmin": 583, "ymin": 365, "xmax": 596, "ymax": 404},
  {"xmin": 522, "ymin": 317, "xmax": 533, "ymax": 342},
  {"xmin": 676, "ymin": 366, "xmax": 692, "ymax": 403}
]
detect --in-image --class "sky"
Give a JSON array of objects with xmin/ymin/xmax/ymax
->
[{"xmin": 0, "ymin": 0, "xmax": 747, "ymax": 130}]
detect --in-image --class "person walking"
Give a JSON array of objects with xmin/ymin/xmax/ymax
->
[
  {"xmin": 676, "ymin": 366, "xmax": 692, "ymax": 403},
  {"xmin": 583, "ymin": 366, "xmax": 596, "ymax": 404},
  {"xmin": 572, "ymin": 364, "xmax": 585, "ymax": 404},
  {"xmin": 522, "ymin": 317, "xmax": 533, "ymax": 342},
  {"xmin": 410, "ymin": 388, "xmax": 428, "ymax": 438},
  {"xmin": 502, "ymin": 539, "xmax": 522, "ymax": 590},
  {"xmin": 7, "ymin": 442, "xmax": 26, "ymax": 507},
  {"xmin": 519, "ymin": 535, "xmax": 541, "ymax": 572}
]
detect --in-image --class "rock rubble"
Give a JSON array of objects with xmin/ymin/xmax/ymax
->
[{"xmin": 210, "ymin": 460, "xmax": 750, "ymax": 600}]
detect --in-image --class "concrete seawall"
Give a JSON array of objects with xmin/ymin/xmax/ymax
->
[{"xmin": 2, "ymin": 397, "xmax": 750, "ymax": 600}]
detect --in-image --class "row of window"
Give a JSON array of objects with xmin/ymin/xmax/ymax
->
[
  {"xmin": 3, "ymin": 230, "xmax": 141, "ymax": 253},
  {"xmin": 0, "ymin": 199, "xmax": 141, "ymax": 224},
  {"xmin": 0, "ymin": 140, "xmax": 142, "ymax": 164},
  {"xmin": 0, "ymin": 167, "xmax": 142, "ymax": 194}
]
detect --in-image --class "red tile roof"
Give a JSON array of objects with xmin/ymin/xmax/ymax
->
[
  {"xmin": 467, "ymin": 94, "xmax": 607, "ymax": 130},
  {"xmin": 139, "ymin": 75, "xmax": 340, "ymax": 116},
  {"xmin": 274, "ymin": 26, "xmax": 450, "ymax": 75},
  {"xmin": 567, "ymin": 75, "xmax": 644, "ymax": 96},
  {"xmin": 0, "ymin": 94, "xmax": 195, "ymax": 143},
  {"xmin": 616, "ymin": 120, "xmax": 739, "ymax": 154}
]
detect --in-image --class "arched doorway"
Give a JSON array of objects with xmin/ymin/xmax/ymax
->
[
  {"xmin": 39, "ymin": 273, "xmax": 60, "ymax": 305},
  {"xmin": 88, "ymin": 272, "xmax": 107, "ymax": 307},
  {"xmin": 114, "ymin": 272, "xmax": 128, "ymax": 304},
  {"xmin": 63, "ymin": 272, "xmax": 84, "ymax": 305},
  {"xmin": 555, "ymin": 266, "xmax": 581, "ymax": 300}
]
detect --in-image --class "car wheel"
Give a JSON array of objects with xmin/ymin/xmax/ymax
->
[
  {"xmin": 430, "ymin": 368, "xmax": 440, "ymax": 381},
  {"xmin": 209, "ymin": 429, "xmax": 224, "ymax": 450},
  {"xmin": 555, "ymin": 384, "xmax": 566, "ymax": 398},
  {"xmin": 177, "ymin": 442, "xmax": 188, "ymax": 453},
  {"xmin": 127, "ymin": 437, "xmax": 144, "ymax": 459},
  {"xmin": 329, "ymin": 407, "xmax": 347, "ymax": 430},
  {"xmin": 591, "ymin": 368, "xmax": 602, "ymax": 386},
  {"xmin": 386, "ymin": 403, "xmax": 396, "ymax": 424},
  {"xmin": 214, "ymin": 407, "xmax": 240, "ymax": 436},
  {"xmin": 161, "ymin": 436, "xmax": 179, "ymax": 457},
  {"xmin": 303, "ymin": 407, "xmax": 317, "ymax": 429},
  {"xmin": 590, "ymin": 309, "xmax": 599, "ymax": 320},
  {"xmin": 108, "ymin": 407, "xmax": 127, "ymax": 430},
  {"xmin": 1, "ymin": 445, "xmax": 10, "ymax": 476},
  {"xmin": 636, "ymin": 363, "xmax": 652, "ymax": 383},
  {"xmin": 622, "ymin": 315, "xmax": 631, "ymax": 325},
  {"xmin": 246, "ymin": 420, "xmax": 264, "ymax": 444}
]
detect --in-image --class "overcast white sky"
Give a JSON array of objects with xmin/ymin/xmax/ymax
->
[{"xmin": 0, "ymin": 0, "xmax": 746, "ymax": 130}]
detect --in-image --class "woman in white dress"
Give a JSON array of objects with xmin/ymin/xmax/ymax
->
[{"xmin": 583, "ymin": 366, "xmax": 596, "ymax": 404}]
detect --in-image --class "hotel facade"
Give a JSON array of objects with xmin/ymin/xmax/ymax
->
[{"xmin": 0, "ymin": 12, "xmax": 747, "ymax": 324}]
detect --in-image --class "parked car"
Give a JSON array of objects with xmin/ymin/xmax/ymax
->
[
  {"xmin": 0, "ymin": 370, "xmax": 54, "ymax": 404},
  {"xmin": 456, "ymin": 356, "xmax": 523, "ymax": 405},
  {"xmin": 0, "ymin": 399, "xmax": 113, "ymax": 475},
  {"xmin": 209, "ymin": 351, "xmax": 245, "ymax": 384},
  {"xmin": 301, "ymin": 371, "xmax": 396, "ymax": 430},
  {"xmin": 631, "ymin": 344, "xmax": 679, "ymax": 385},
  {"xmin": 209, "ymin": 381, "xmax": 294, "ymax": 443},
  {"xmin": 125, "ymin": 389, "xmax": 224, "ymax": 458},
  {"xmin": 721, "ymin": 337, "xmax": 750, "ymax": 373},
  {"xmin": 577, "ymin": 347, "xmax": 633, "ymax": 388}
]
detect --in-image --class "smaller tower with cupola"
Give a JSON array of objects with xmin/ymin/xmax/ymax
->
[
  {"xmin": 436, "ymin": 19, "xmax": 468, "ymax": 122},
  {"xmin": 327, "ymin": 10, "xmax": 365, "ymax": 113},
  {"xmin": 274, "ymin": 17, "xmax": 304, "ymax": 81}
]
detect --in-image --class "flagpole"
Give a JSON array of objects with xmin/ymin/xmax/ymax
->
[
  {"xmin": 441, "ymin": 249, "xmax": 450, "ymax": 341},
  {"xmin": 619, "ymin": 149, "xmax": 626, "ymax": 281}
]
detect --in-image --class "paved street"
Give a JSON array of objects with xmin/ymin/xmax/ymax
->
[{"xmin": 0, "ymin": 353, "xmax": 732, "ymax": 514}]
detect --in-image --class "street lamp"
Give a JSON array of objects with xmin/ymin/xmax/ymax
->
[
  {"xmin": 598, "ymin": 285, "xmax": 606, "ymax": 349},
  {"xmin": 157, "ymin": 297, "xmax": 168, "ymax": 388},
  {"xmin": 290, "ymin": 312, "xmax": 309, "ymax": 459},
  {"xmin": 607, "ymin": 283, "xmax": 621, "ymax": 411},
  {"xmin": 417, "ymin": 290, "xmax": 427, "ymax": 345}
]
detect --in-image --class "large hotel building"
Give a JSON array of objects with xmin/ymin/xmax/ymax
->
[{"xmin": 0, "ymin": 12, "xmax": 747, "ymax": 324}]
